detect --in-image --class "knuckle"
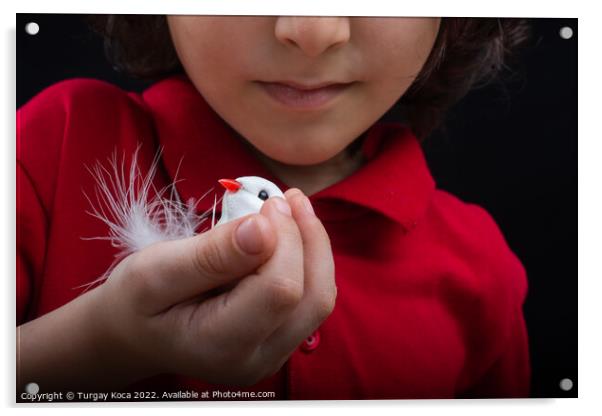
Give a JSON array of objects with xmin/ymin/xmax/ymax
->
[
  {"xmin": 264, "ymin": 277, "xmax": 304, "ymax": 311},
  {"xmin": 280, "ymin": 224, "xmax": 302, "ymax": 244},
  {"xmin": 314, "ymin": 289, "xmax": 337, "ymax": 321},
  {"xmin": 125, "ymin": 252, "xmax": 155, "ymax": 293},
  {"xmin": 193, "ymin": 236, "xmax": 228, "ymax": 279},
  {"xmin": 121, "ymin": 251, "xmax": 161, "ymax": 312}
]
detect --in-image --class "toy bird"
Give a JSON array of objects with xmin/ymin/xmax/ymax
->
[
  {"xmin": 82, "ymin": 149, "xmax": 283, "ymax": 288},
  {"xmin": 216, "ymin": 177, "xmax": 284, "ymax": 226}
]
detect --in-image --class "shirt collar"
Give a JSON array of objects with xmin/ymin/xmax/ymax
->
[
  {"xmin": 314, "ymin": 122, "xmax": 435, "ymax": 231},
  {"xmin": 142, "ymin": 75, "xmax": 435, "ymax": 232}
]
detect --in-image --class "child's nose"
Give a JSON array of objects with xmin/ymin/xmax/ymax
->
[{"xmin": 274, "ymin": 17, "xmax": 351, "ymax": 58}]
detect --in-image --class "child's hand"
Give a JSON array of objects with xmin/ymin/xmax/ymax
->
[{"xmin": 95, "ymin": 188, "xmax": 335, "ymax": 386}]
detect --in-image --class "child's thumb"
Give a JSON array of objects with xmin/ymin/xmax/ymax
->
[{"xmin": 126, "ymin": 214, "xmax": 277, "ymax": 314}]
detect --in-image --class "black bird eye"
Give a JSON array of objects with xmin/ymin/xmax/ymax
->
[{"xmin": 258, "ymin": 190, "xmax": 269, "ymax": 201}]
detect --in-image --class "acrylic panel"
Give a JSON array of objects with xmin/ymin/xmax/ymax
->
[{"xmin": 16, "ymin": 14, "xmax": 577, "ymax": 402}]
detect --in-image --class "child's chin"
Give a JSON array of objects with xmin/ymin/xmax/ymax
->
[
  {"xmin": 263, "ymin": 141, "xmax": 352, "ymax": 166},
  {"xmin": 265, "ymin": 150, "xmax": 343, "ymax": 167}
]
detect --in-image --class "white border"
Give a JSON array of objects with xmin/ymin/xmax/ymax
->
[
  {"xmin": 3, "ymin": 0, "xmax": 600, "ymax": 414},
  {"xmin": 11, "ymin": 0, "xmax": 580, "ymax": 17}
]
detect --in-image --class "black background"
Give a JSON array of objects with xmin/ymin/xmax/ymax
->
[{"xmin": 17, "ymin": 14, "xmax": 577, "ymax": 398}]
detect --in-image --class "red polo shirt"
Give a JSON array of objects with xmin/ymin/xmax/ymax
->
[{"xmin": 17, "ymin": 75, "xmax": 530, "ymax": 399}]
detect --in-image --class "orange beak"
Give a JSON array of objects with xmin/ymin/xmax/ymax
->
[{"xmin": 218, "ymin": 178, "xmax": 242, "ymax": 192}]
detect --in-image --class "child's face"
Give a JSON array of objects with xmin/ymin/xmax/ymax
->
[{"xmin": 167, "ymin": 16, "xmax": 440, "ymax": 166}]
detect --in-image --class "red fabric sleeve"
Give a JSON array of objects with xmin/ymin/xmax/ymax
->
[
  {"xmin": 432, "ymin": 193, "xmax": 531, "ymax": 398},
  {"xmin": 16, "ymin": 81, "xmax": 68, "ymax": 324},
  {"xmin": 16, "ymin": 78, "xmax": 156, "ymax": 322},
  {"xmin": 458, "ymin": 303, "xmax": 531, "ymax": 398},
  {"xmin": 458, "ymin": 203, "xmax": 531, "ymax": 398},
  {"xmin": 16, "ymin": 161, "xmax": 48, "ymax": 324}
]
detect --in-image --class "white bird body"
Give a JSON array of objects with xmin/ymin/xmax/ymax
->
[{"xmin": 216, "ymin": 176, "xmax": 284, "ymax": 226}]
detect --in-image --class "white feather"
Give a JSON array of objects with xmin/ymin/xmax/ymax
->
[{"xmin": 80, "ymin": 147, "xmax": 214, "ymax": 289}]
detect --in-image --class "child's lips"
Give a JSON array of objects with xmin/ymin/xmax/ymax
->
[{"xmin": 256, "ymin": 81, "xmax": 354, "ymax": 110}]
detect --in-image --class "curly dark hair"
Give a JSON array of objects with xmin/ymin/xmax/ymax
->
[{"xmin": 88, "ymin": 16, "xmax": 529, "ymax": 139}]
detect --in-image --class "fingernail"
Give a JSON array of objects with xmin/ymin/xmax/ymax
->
[
  {"xmin": 235, "ymin": 217, "xmax": 264, "ymax": 254},
  {"xmin": 302, "ymin": 196, "xmax": 315, "ymax": 216},
  {"xmin": 272, "ymin": 197, "xmax": 292, "ymax": 216}
]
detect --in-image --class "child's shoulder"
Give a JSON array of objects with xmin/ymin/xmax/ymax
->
[
  {"xmin": 17, "ymin": 78, "xmax": 156, "ymax": 212},
  {"xmin": 17, "ymin": 77, "xmax": 153, "ymax": 137},
  {"xmin": 426, "ymin": 189, "xmax": 528, "ymax": 304},
  {"xmin": 17, "ymin": 77, "xmax": 153, "ymax": 149},
  {"xmin": 18, "ymin": 77, "xmax": 148, "ymax": 126},
  {"xmin": 430, "ymin": 189, "xmax": 509, "ymax": 242}
]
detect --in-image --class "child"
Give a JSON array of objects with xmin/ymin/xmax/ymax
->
[{"xmin": 17, "ymin": 16, "xmax": 530, "ymax": 400}]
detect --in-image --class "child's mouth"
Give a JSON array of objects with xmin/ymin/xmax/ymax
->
[{"xmin": 256, "ymin": 81, "xmax": 353, "ymax": 110}]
